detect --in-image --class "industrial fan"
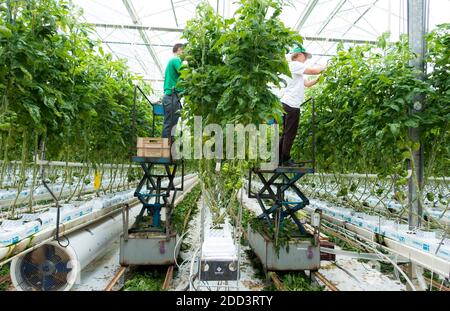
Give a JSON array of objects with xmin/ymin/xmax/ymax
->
[{"xmin": 14, "ymin": 244, "xmax": 73, "ymax": 291}]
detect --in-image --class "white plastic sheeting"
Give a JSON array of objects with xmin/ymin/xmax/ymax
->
[
  {"xmin": 300, "ymin": 195, "xmax": 450, "ymax": 262},
  {"xmin": 0, "ymin": 189, "xmax": 134, "ymax": 249},
  {"xmin": 248, "ymin": 180, "xmax": 450, "ymax": 262}
]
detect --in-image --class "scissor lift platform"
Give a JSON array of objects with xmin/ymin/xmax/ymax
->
[
  {"xmin": 119, "ymin": 154, "xmax": 184, "ymax": 266},
  {"xmin": 247, "ymin": 165, "xmax": 322, "ymax": 272}
]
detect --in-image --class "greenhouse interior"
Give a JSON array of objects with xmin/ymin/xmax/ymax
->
[{"xmin": 0, "ymin": 0, "xmax": 449, "ymax": 296}]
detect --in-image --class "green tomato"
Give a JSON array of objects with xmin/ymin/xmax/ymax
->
[{"xmin": 426, "ymin": 192, "xmax": 435, "ymax": 202}]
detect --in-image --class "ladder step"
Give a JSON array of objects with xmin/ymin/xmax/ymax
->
[
  {"xmin": 137, "ymin": 193, "xmax": 169, "ymax": 198},
  {"xmin": 143, "ymin": 203, "xmax": 164, "ymax": 208},
  {"xmin": 281, "ymin": 201, "xmax": 303, "ymax": 205}
]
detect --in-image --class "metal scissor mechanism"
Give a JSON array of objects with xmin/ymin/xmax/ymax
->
[
  {"xmin": 246, "ymin": 166, "xmax": 323, "ymax": 273},
  {"xmin": 248, "ymin": 166, "xmax": 314, "ymax": 237},
  {"xmin": 131, "ymin": 159, "xmax": 184, "ymax": 234}
]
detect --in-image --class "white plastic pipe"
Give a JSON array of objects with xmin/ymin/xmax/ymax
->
[
  {"xmin": 10, "ymin": 205, "xmax": 141, "ymax": 291},
  {"xmin": 10, "ymin": 174, "xmax": 198, "ymax": 291}
]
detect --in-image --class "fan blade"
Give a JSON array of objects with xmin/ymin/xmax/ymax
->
[
  {"xmin": 45, "ymin": 245, "xmax": 55, "ymax": 259},
  {"xmin": 21, "ymin": 261, "xmax": 39, "ymax": 274},
  {"xmin": 55, "ymin": 262, "xmax": 72, "ymax": 273},
  {"xmin": 42, "ymin": 275, "xmax": 54, "ymax": 291}
]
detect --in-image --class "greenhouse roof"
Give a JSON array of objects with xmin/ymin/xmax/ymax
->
[{"xmin": 72, "ymin": 0, "xmax": 449, "ymax": 95}]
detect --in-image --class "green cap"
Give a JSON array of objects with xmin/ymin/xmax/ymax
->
[{"xmin": 290, "ymin": 44, "xmax": 312, "ymax": 59}]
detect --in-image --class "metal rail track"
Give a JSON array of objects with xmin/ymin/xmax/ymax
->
[
  {"xmin": 104, "ymin": 266, "xmax": 128, "ymax": 291},
  {"xmin": 162, "ymin": 265, "xmax": 174, "ymax": 290},
  {"xmin": 312, "ymin": 271, "xmax": 339, "ymax": 291},
  {"xmin": 423, "ymin": 276, "xmax": 450, "ymax": 292},
  {"xmin": 268, "ymin": 271, "xmax": 339, "ymax": 292}
]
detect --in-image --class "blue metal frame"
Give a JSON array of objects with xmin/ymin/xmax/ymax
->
[
  {"xmin": 131, "ymin": 159, "xmax": 184, "ymax": 231},
  {"xmin": 248, "ymin": 167, "xmax": 314, "ymax": 236}
]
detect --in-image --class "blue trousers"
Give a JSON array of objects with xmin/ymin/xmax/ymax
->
[{"xmin": 162, "ymin": 92, "xmax": 181, "ymax": 139}]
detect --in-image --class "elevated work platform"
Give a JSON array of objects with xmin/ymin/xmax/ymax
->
[
  {"xmin": 248, "ymin": 166, "xmax": 314, "ymax": 236},
  {"xmin": 247, "ymin": 165, "xmax": 323, "ymax": 272},
  {"xmin": 120, "ymin": 133, "xmax": 184, "ymax": 265}
]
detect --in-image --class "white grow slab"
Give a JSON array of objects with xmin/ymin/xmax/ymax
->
[
  {"xmin": 0, "ymin": 189, "xmax": 135, "ymax": 250},
  {"xmin": 296, "ymin": 193, "xmax": 450, "ymax": 263},
  {"xmin": 202, "ymin": 225, "xmax": 238, "ymax": 261},
  {"xmin": 250, "ymin": 181, "xmax": 450, "ymax": 263},
  {"xmin": 0, "ymin": 174, "xmax": 195, "ymax": 259},
  {"xmin": 0, "ymin": 220, "xmax": 41, "ymax": 247}
]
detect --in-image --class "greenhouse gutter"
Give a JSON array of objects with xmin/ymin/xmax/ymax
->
[{"xmin": 0, "ymin": 159, "xmax": 139, "ymax": 168}]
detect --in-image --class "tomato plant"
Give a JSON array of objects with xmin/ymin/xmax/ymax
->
[
  {"xmin": 180, "ymin": 0, "xmax": 300, "ymax": 223},
  {"xmin": 0, "ymin": 0, "xmax": 155, "ymax": 167},
  {"xmin": 0, "ymin": 0, "xmax": 156, "ymax": 216},
  {"xmin": 181, "ymin": 0, "xmax": 301, "ymax": 127},
  {"xmin": 293, "ymin": 28, "xmax": 449, "ymax": 178}
]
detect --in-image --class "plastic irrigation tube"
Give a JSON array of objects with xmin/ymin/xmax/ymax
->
[
  {"xmin": 189, "ymin": 246, "xmax": 201, "ymax": 291},
  {"xmin": 10, "ymin": 204, "xmax": 142, "ymax": 291},
  {"xmin": 321, "ymin": 220, "xmax": 417, "ymax": 291}
]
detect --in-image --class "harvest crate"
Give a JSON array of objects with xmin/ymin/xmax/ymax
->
[{"xmin": 137, "ymin": 137, "xmax": 171, "ymax": 158}]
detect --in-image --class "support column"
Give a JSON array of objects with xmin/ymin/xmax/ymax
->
[
  {"xmin": 407, "ymin": 0, "xmax": 428, "ymax": 291},
  {"xmin": 407, "ymin": 0, "xmax": 426, "ymax": 231}
]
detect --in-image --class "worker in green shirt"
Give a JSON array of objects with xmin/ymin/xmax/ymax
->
[{"xmin": 162, "ymin": 43, "xmax": 184, "ymax": 141}]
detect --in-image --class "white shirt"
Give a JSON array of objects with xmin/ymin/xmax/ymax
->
[{"xmin": 280, "ymin": 61, "xmax": 306, "ymax": 109}]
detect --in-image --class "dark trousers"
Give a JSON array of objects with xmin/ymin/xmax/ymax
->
[
  {"xmin": 162, "ymin": 92, "xmax": 181, "ymax": 139},
  {"xmin": 279, "ymin": 103, "xmax": 300, "ymax": 163}
]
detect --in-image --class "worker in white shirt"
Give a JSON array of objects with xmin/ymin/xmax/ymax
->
[{"xmin": 279, "ymin": 45, "xmax": 325, "ymax": 167}]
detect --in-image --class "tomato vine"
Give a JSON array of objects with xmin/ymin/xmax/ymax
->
[
  {"xmin": 180, "ymin": 0, "xmax": 300, "ymax": 223},
  {"xmin": 0, "ymin": 0, "xmax": 155, "ymax": 174},
  {"xmin": 293, "ymin": 27, "xmax": 449, "ymax": 179}
]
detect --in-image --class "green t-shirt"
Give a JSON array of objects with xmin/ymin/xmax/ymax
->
[{"xmin": 163, "ymin": 56, "xmax": 183, "ymax": 95}]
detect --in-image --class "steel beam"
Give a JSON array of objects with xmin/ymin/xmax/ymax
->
[
  {"xmin": 92, "ymin": 23, "xmax": 376, "ymax": 45},
  {"xmin": 317, "ymin": 0, "xmax": 347, "ymax": 35},
  {"xmin": 170, "ymin": 0, "xmax": 179, "ymax": 27},
  {"xmin": 121, "ymin": 0, "xmax": 164, "ymax": 76},
  {"xmin": 294, "ymin": 0, "xmax": 319, "ymax": 31},
  {"xmin": 91, "ymin": 22, "xmax": 184, "ymax": 32},
  {"xmin": 342, "ymin": 0, "xmax": 380, "ymax": 37},
  {"xmin": 102, "ymin": 41, "xmax": 174, "ymax": 48},
  {"xmin": 304, "ymin": 36, "xmax": 376, "ymax": 44}
]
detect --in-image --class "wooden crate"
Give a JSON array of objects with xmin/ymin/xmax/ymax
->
[{"xmin": 137, "ymin": 137, "xmax": 171, "ymax": 158}]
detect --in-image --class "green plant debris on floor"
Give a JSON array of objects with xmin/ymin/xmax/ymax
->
[
  {"xmin": 172, "ymin": 183, "xmax": 202, "ymax": 234},
  {"xmin": 264, "ymin": 271, "xmax": 324, "ymax": 291},
  {"xmin": 122, "ymin": 268, "xmax": 166, "ymax": 291},
  {"xmin": 244, "ymin": 249, "xmax": 266, "ymax": 281},
  {"xmin": 0, "ymin": 264, "xmax": 8, "ymax": 277},
  {"xmin": 0, "ymin": 264, "xmax": 10, "ymax": 291}
]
